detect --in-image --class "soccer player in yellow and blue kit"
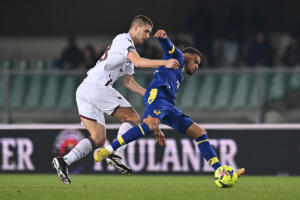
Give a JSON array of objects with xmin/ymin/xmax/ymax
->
[{"xmin": 94, "ymin": 29, "xmax": 245, "ymax": 176}]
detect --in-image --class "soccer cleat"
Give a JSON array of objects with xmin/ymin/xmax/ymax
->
[
  {"xmin": 106, "ymin": 154, "xmax": 133, "ymax": 175},
  {"xmin": 93, "ymin": 147, "xmax": 111, "ymax": 162},
  {"xmin": 52, "ymin": 157, "xmax": 71, "ymax": 184},
  {"xmin": 235, "ymin": 168, "xmax": 246, "ymax": 177}
]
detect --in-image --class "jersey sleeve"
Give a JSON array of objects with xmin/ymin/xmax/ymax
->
[
  {"xmin": 157, "ymin": 36, "xmax": 176, "ymax": 55},
  {"xmin": 115, "ymin": 36, "xmax": 136, "ymax": 57},
  {"xmin": 123, "ymin": 62, "xmax": 135, "ymax": 76},
  {"xmin": 104, "ymin": 35, "xmax": 136, "ymax": 70}
]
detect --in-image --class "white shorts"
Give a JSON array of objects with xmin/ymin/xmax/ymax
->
[{"xmin": 76, "ymin": 81, "xmax": 131, "ymax": 126}]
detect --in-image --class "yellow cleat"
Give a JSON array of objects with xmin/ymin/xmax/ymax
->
[
  {"xmin": 235, "ymin": 168, "xmax": 246, "ymax": 177},
  {"xmin": 93, "ymin": 148, "xmax": 111, "ymax": 162}
]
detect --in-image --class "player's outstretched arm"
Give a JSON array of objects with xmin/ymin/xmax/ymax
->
[
  {"xmin": 127, "ymin": 50, "xmax": 179, "ymax": 69},
  {"xmin": 154, "ymin": 29, "xmax": 167, "ymax": 39},
  {"xmin": 123, "ymin": 74, "xmax": 146, "ymax": 96},
  {"xmin": 154, "ymin": 29, "xmax": 174, "ymax": 51}
]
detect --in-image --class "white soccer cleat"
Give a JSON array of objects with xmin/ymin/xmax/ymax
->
[
  {"xmin": 106, "ymin": 154, "xmax": 132, "ymax": 175},
  {"xmin": 52, "ymin": 157, "xmax": 71, "ymax": 184}
]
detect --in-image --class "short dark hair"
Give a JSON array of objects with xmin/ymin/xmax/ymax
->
[
  {"xmin": 130, "ymin": 15, "xmax": 153, "ymax": 28},
  {"xmin": 183, "ymin": 47, "xmax": 203, "ymax": 58}
]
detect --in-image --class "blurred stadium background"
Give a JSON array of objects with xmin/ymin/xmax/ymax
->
[
  {"xmin": 1, "ymin": 1, "xmax": 300, "ymax": 199},
  {"xmin": 1, "ymin": 0, "xmax": 300, "ymax": 124}
]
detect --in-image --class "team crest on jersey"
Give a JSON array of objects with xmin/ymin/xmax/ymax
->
[{"xmin": 153, "ymin": 110, "xmax": 161, "ymax": 116}]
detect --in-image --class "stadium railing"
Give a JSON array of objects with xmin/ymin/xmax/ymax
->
[{"xmin": 1, "ymin": 64, "xmax": 300, "ymax": 124}]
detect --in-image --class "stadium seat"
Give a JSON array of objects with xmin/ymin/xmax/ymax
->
[
  {"xmin": 24, "ymin": 60, "xmax": 47, "ymax": 109},
  {"xmin": 41, "ymin": 74, "xmax": 61, "ymax": 109},
  {"xmin": 213, "ymin": 73, "xmax": 235, "ymax": 109},
  {"xmin": 0, "ymin": 60, "xmax": 13, "ymax": 108},
  {"xmin": 18, "ymin": 59, "xmax": 30, "ymax": 71},
  {"xmin": 0, "ymin": 74, "xmax": 4, "ymax": 108},
  {"xmin": 36, "ymin": 59, "xmax": 47, "ymax": 70},
  {"xmin": 288, "ymin": 72, "xmax": 300, "ymax": 91},
  {"xmin": 10, "ymin": 60, "xmax": 30, "ymax": 109},
  {"xmin": 1, "ymin": 60, "xmax": 13, "ymax": 70},
  {"xmin": 57, "ymin": 75, "xmax": 78, "ymax": 110},
  {"xmin": 24, "ymin": 75, "xmax": 44, "ymax": 110},
  {"xmin": 247, "ymin": 71, "xmax": 273, "ymax": 109},
  {"xmin": 195, "ymin": 74, "xmax": 219, "ymax": 109},
  {"xmin": 268, "ymin": 72, "xmax": 288, "ymax": 101},
  {"xmin": 230, "ymin": 73, "xmax": 254, "ymax": 109},
  {"xmin": 177, "ymin": 75, "xmax": 200, "ymax": 109}
]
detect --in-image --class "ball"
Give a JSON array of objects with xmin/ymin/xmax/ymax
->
[{"xmin": 214, "ymin": 165, "xmax": 238, "ymax": 188}]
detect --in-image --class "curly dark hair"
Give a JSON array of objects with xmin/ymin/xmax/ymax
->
[{"xmin": 183, "ymin": 47, "xmax": 203, "ymax": 58}]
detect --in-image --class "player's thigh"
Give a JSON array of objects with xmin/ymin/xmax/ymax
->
[
  {"xmin": 76, "ymin": 89, "xmax": 107, "ymax": 126},
  {"xmin": 96, "ymin": 88, "xmax": 139, "ymax": 121},
  {"xmin": 81, "ymin": 117, "xmax": 106, "ymax": 147},
  {"xmin": 112, "ymin": 106, "xmax": 140, "ymax": 124},
  {"xmin": 76, "ymin": 90, "xmax": 107, "ymax": 146},
  {"xmin": 186, "ymin": 123, "xmax": 206, "ymax": 139},
  {"xmin": 80, "ymin": 85, "xmax": 131, "ymax": 117},
  {"xmin": 162, "ymin": 108, "xmax": 194, "ymax": 134}
]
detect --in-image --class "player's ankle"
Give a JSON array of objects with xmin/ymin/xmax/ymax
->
[{"xmin": 106, "ymin": 145, "xmax": 114, "ymax": 154}]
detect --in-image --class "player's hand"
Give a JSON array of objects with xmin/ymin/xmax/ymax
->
[
  {"xmin": 154, "ymin": 129, "xmax": 165, "ymax": 146},
  {"xmin": 154, "ymin": 30, "xmax": 167, "ymax": 39},
  {"xmin": 165, "ymin": 59, "xmax": 179, "ymax": 69}
]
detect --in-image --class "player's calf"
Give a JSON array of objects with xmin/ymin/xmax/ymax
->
[
  {"xmin": 94, "ymin": 122, "xmax": 152, "ymax": 162},
  {"xmin": 187, "ymin": 124, "xmax": 222, "ymax": 170}
]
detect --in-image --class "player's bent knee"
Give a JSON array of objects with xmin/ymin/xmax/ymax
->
[
  {"xmin": 143, "ymin": 117, "xmax": 159, "ymax": 132},
  {"xmin": 94, "ymin": 139, "xmax": 105, "ymax": 148},
  {"xmin": 148, "ymin": 124, "xmax": 159, "ymax": 132},
  {"xmin": 91, "ymin": 135, "xmax": 106, "ymax": 147},
  {"xmin": 123, "ymin": 112, "xmax": 141, "ymax": 125},
  {"xmin": 149, "ymin": 123, "xmax": 159, "ymax": 132},
  {"xmin": 143, "ymin": 120, "xmax": 154, "ymax": 131},
  {"xmin": 129, "ymin": 114, "xmax": 141, "ymax": 125},
  {"xmin": 199, "ymin": 127, "xmax": 206, "ymax": 136},
  {"xmin": 186, "ymin": 123, "xmax": 207, "ymax": 138},
  {"xmin": 194, "ymin": 126, "xmax": 206, "ymax": 137}
]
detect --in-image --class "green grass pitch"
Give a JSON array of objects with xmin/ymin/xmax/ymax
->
[{"xmin": 0, "ymin": 174, "xmax": 299, "ymax": 200}]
